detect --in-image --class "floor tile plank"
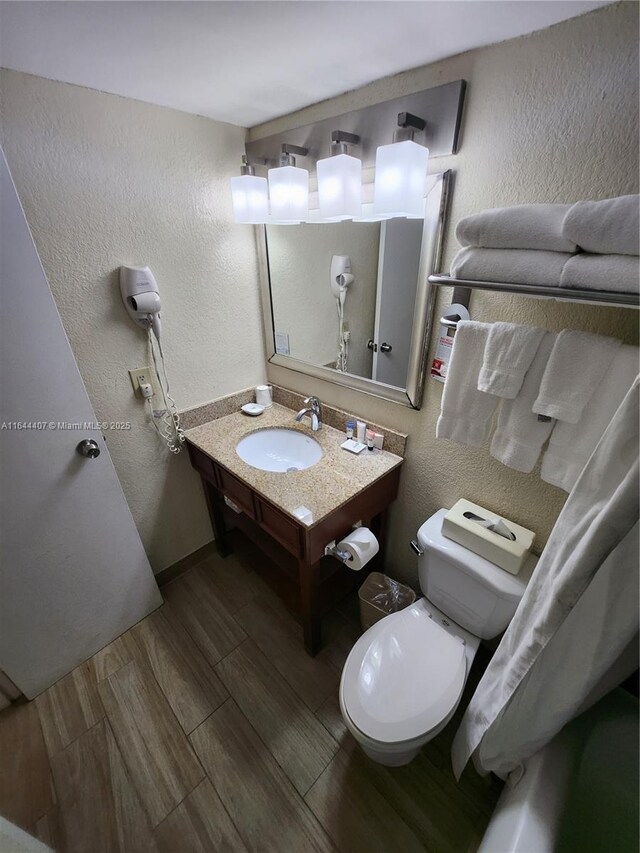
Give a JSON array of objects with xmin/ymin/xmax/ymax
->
[
  {"xmin": 315, "ymin": 693, "xmax": 357, "ymax": 756},
  {"xmin": 30, "ymin": 807, "xmax": 64, "ymax": 851},
  {"xmin": 36, "ymin": 661, "xmax": 104, "ymax": 757},
  {"xmin": 196, "ymin": 552, "xmax": 264, "ymax": 614},
  {"xmin": 130, "ymin": 606, "xmax": 228, "ymax": 734},
  {"xmin": 359, "ymin": 747, "xmax": 485, "ymax": 853},
  {"xmin": 98, "ymin": 661, "xmax": 204, "ymax": 827},
  {"xmin": 305, "ymin": 749, "xmax": 426, "ymax": 853},
  {"xmin": 91, "ymin": 633, "xmax": 138, "ymax": 683},
  {"xmin": 216, "ymin": 640, "xmax": 338, "ymax": 795},
  {"xmin": 0, "ymin": 702, "xmax": 54, "ymax": 829},
  {"xmin": 51, "ymin": 719, "xmax": 156, "ymax": 853},
  {"xmin": 190, "ymin": 700, "xmax": 333, "ymax": 853},
  {"xmin": 162, "ymin": 567, "xmax": 246, "ymax": 667},
  {"xmin": 154, "ymin": 778, "xmax": 249, "ymax": 853},
  {"xmin": 234, "ymin": 597, "xmax": 337, "ymax": 711}
]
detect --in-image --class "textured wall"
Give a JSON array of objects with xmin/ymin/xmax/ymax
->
[
  {"xmin": 268, "ymin": 220, "xmax": 379, "ymax": 376},
  {"xmin": 251, "ymin": 2, "xmax": 639, "ymax": 586},
  {"xmin": 0, "ymin": 69, "xmax": 266, "ymax": 572}
]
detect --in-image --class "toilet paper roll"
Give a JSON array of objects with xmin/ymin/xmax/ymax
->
[{"xmin": 337, "ymin": 527, "xmax": 379, "ymax": 571}]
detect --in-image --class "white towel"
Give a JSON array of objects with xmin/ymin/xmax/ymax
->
[
  {"xmin": 478, "ymin": 323, "xmax": 546, "ymax": 398},
  {"xmin": 456, "ymin": 204, "xmax": 577, "ymax": 253},
  {"xmin": 560, "ymin": 253, "xmax": 639, "ymax": 295},
  {"xmin": 490, "ymin": 332, "xmax": 556, "ymax": 473},
  {"xmin": 562, "ymin": 195, "xmax": 639, "ymax": 256},
  {"xmin": 450, "ymin": 247, "xmax": 572, "ymax": 287},
  {"xmin": 541, "ymin": 345, "xmax": 639, "ymax": 492},
  {"xmin": 533, "ymin": 330, "xmax": 622, "ymax": 423},
  {"xmin": 436, "ymin": 321, "xmax": 498, "ymax": 447}
]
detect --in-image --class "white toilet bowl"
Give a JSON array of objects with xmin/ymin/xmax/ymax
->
[{"xmin": 339, "ymin": 597, "xmax": 479, "ymax": 766}]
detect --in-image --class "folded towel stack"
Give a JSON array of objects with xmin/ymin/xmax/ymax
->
[
  {"xmin": 451, "ymin": 195, "xmax": 639, "ymax": 295},
  {"xmin": 437, "ymin": 320, "xmax": 639, "ymax": 491},
  {"xmin": 561, "ymin": 195, "xmax": 639, "ymax": 293}
]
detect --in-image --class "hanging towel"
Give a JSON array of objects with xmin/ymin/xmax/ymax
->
[
  {"xmin": 533, "ymin": 330, "xmax": 622, "ymax": 423},
  {"xmin": 478, "ymin": 322, "xmax": 546, "ymax": 398},
  {"xmin": 560, "ymin": 253, "xmax": 639, "ymax": 294},
  {"xmin": 490, "ymin": 332, "xmax": 556, "ymax": 473},
  {"xmin": 456, "ymin": 204, "xmax": 577, "ymax": 253},
  {"xmin": 562, "ymin": 194, "xmax": 640, "ymax": 256},
  {"xmin": 450, "ymin": 247, "xmax": 572, "ymax": 286},
  {"xmin": 436, "ymin": 321, "xmax": 498, "ymax": 447},
  {"xmin": 541, "ymin": 345, "xmax": 639, "ymax": 492},
  {"xmin": 452, "ymin": 378, "xmax": 639, "ymax": 782}
]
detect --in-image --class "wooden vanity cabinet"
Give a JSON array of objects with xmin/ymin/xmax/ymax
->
[{"xmin": 186, "ymin": 441, "xmax": 401, "ymax": 656}]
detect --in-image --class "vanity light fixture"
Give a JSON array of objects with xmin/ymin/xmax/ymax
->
[
  {"xmin": 373, "ymin": 111, "xmax": 429, "ymax": 218},
  {"xmin": 231, "ymin": 155, "xmax": 269, "ymax": 224},
  {"xmin": 316, "ymin": 131, "xmax": 362, "ymax": 221},
  {"xmin": 268, "ymin": 144, "xmax": 310, "ymax": 222}
]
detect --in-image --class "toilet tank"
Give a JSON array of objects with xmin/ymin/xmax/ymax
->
[{"xmin": 416, "ymin": 509, "xmax": 536, "ymax": 639}]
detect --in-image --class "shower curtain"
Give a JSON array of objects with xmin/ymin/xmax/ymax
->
[{"xmin": 452, "ymin": 377, "xmax": 639, "ymax": 782}]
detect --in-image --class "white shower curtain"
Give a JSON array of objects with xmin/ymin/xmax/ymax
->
[{"xmin": 452, "ymin": 377, "xmax": 639, "ymax": 782}]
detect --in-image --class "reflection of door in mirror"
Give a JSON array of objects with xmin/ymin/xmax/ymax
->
[{"xmin": 372, "ymin": 219, "xmax": 423, "ymax": 387}]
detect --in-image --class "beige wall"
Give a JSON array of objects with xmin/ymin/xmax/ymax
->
[
  {"xmin": 268, "ymin": 220, "xmax": 379, "ymax": 376},
  {"xmin": 252, "ymin": 2, "xmax": 639, "ymax": 586},
  {"xmin": 0, "ymin": 69, "xmax": 266, "ymax": 572}
]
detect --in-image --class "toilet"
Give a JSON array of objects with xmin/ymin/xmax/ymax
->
[{"xmin": 339, "ymin": 508, "xmax": 536, "ymax": 766}]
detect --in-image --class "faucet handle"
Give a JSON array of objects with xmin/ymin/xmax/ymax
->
[{"xmin": 304, "ymin": 396, "xmax": 321, "ymax": 412}]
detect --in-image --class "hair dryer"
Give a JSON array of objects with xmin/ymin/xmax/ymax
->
[{"xmin": 120, "ymin": 265, "xmax": 162, "ymax": 341}]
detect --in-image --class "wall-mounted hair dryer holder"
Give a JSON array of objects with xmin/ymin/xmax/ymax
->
[{"xmin": 120, "ymin": 265, "xmax": 162, "ymax": 341}]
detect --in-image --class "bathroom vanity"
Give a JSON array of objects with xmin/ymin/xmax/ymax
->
[{"xmin": 185, "ymin": 403, "xmax": 403, "ymax": 655}]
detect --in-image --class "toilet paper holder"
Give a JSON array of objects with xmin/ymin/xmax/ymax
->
[{"xmin": 324, "ymin": 521, "xmax": 363, "ymax": 564}]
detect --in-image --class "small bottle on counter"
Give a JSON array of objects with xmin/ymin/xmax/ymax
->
[
  {"xmin": 345, "ymin": 420, "xmax": 355, "ymax": 439},
  {"xmin": 356, "ymin": 420, "xmax": 366, "ymax": 443},
  {"xmin": 366, "ymin": 429, "xmax": 375, "ymax": 451}
]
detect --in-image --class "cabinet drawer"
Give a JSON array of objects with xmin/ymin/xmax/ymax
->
[
  {"xmin": 217, "ymin": 466, "xmax": 256, "ymax": 519},
  {"xmin": 188, "ymin": 445, "xmax": 216, "ymax": 482},
  {"xmin": 255, "ymin": 497, "xmax": 303, "ymax": 557}
]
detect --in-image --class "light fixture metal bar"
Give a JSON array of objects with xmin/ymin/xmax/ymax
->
[{"xmin": 246, "ymin": 79, "xmax": 466, "ymax": 167}]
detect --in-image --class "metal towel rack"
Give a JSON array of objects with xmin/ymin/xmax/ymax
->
[
  {"xmin": 429, "ymin": 274, "xmax": 640, "ymax": 327},
  {"xmin": 429, "ymin": 274, "xmax": 640, "ymax": 308}
]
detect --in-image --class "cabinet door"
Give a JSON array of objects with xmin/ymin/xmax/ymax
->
[
  {"xmin": 216, "ymin": 466, "xmax": 256, "ymax": 519},
  {"xmin": 187, "ymin": 444, "xmax": 216, "ymax": 482},
  {"xmin": 255, "ymin": 497, "xmax": 304, "ymax": 557}
]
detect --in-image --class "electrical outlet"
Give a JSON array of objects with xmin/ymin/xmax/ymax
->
[{"xmin": 128, "ymin": 366, "xmax": 153, "ymax": 398}]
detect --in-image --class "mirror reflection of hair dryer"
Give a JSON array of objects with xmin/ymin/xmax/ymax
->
[{"xmin": 330, "ymin": 256, "xmax": 353, "ymax": 372}]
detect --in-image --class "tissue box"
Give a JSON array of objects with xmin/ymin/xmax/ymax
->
[{"xmin": 442, "ymin": 499, "xmax": 535, "ymax": 575}]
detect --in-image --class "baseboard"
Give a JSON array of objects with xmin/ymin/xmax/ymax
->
[{"xmin": 155, "ymin": 540, "xmax": 216, "ymax": 587}]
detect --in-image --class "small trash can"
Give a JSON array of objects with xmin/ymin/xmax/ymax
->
[{"xmin": 358, "ymin": 571, "xmax": 417, "ymax": 630}]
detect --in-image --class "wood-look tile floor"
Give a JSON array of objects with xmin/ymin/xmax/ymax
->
[{"xmin": 0, "ymin": 533, "xmax": 502, "ymax": 852}]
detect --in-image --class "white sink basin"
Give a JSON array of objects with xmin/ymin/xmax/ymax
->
[{"xmin": 236, "ymin": 428, "xmax": 323, "ymax": 473}]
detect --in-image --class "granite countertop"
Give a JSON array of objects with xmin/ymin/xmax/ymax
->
[{"xmin": 185, "ymin": 403, "xmax": 403, "ymax": 528}]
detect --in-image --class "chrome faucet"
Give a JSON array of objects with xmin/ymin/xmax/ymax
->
[{"xmin": 295, "ymin": 396, "xmax": 322, "ymax": 432}]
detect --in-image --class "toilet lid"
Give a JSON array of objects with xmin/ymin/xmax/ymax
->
[{"xmin": 342, "ymin": 604, "xmax": 466, "ymax": 744}]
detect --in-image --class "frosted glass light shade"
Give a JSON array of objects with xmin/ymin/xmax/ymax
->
[
  {"xmin": 373, "ymin": 140, "xmax": 429, "ymax": 217},
  {"xmin": 317, "ymin": 153, "xmax": 362, "ymax": 220},
  {"xmin": 230, "ymin": 174, "xmax": 269, "ymax": 224},
  {"xmin": 268, "ymin": 165, "xmax": 309, "ymax": 220}
]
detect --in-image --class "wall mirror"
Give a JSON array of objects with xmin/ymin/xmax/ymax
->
[{"xmin": 259, "ymin": 170, "xmax": 451, "ymax": 408}]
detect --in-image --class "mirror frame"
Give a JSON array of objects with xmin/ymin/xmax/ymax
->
[{"xmin": 257, "ymin": 169, "xmax": 452, "ymax": 409}]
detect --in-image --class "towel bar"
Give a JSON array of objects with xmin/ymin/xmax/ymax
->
[{"xmin": 428, "ymin": 274, "xmax": 640, "ymax": 309}]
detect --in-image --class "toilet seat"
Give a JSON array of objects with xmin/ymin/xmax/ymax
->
[{"xmin": 341, "ymin": 601, "xmax": 467, "ymax": 745}]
